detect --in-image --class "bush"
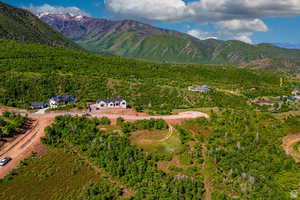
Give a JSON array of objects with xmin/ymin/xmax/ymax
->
[
  {"xmin": 99, "ymin": 117, "xmax": 111, "ymax": 125},
  {"xmin": 116, "ymin": 117, "xmax": 125, "ymax": 126}
]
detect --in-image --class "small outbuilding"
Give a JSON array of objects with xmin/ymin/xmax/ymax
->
[{"xmin": 96, "ymin": 98, "xmax": 127, "ymax": 109}]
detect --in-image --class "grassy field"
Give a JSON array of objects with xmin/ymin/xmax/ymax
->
[
  {"xmin": 0, "ymin": 148, "xmax": 112, "ymax": 200},
  {"xmin": 130, "ymin": 129, "xmax": 183, "ymax": 156}
]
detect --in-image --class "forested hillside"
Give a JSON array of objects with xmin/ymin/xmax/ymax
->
[
  {"xmin": 0, "ymin": 2, "xmax": 80, "ymax": 49},
  {"xmin": 0, "ymin": 39, "xmax": 295, "ymax": 111}
]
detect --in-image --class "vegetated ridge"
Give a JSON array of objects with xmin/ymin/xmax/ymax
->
[
  {"xmin": 40, "ymin": 13, "xmax": 300, "ymax": 73},
  {"xmin": 0, "ymin": 2, "xmax": 80, "ymax": 49}
]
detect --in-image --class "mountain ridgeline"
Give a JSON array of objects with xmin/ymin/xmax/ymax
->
[
  {"xmin": 40, "ymin": 14, "xmax": 300, "ymax": 73},
  {"xmin": 0, "ymin": 2, "xmax": 80, "ymax": 49}
]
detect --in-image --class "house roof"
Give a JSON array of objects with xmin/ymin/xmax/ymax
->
[
  {"xmin": 287, "ymin": 97, "xmax": 297, "ymax": 102},
  {"xmin": 189, "ymin": 85, "xmax": 212, "ymax": 91},
  {"xmin": 31, "ymin": 102, "xmax": 45, "ymax": 107},
  {"xmin": 255, "ymin": 99, "xmax": 275, "ymax": 105},
  {"xmin": 96, "ymin": 98, "xmax": 125, "ymax": 104},
  {"xmin": 49, "ymin": 95, "xmax": 76, "ymax": 102}
]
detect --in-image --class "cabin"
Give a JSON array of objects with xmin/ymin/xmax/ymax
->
[
  {"xmin": 49, "ymin": 95, "xmax": 78, "ymax": 108},
  {"xmin": 255, "ymin": 99, "xmax": 276, "ymax": 106},
  {"xmin": 31, "ymin": 102, "xmax": 47, "ymax": 109},
  {"xmin": 96, "ymin": 98, "xmax": 127, "ymax": 109},
  {"xmin": 292, "ymin": 88, "xmax": 300, "ymax": 96},
  {"xmin": 188, "ymin": 85, "xmax": 212, "ymax": 93}
]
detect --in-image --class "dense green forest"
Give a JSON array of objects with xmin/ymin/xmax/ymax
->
[{"xmin": 0, "ymin": 39, "xmax": 297, "ymax": 111}]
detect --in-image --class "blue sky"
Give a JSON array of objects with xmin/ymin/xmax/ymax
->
[{"xmin": 4, "ymin": 0, "xmax": 300, "ymax": 44}]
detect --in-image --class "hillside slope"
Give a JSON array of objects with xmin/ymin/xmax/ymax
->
[
  {"xmin": 0, "ymin": 2, "xmax": 80, "ymax": 49},
  {"xmin": 0, "ymin": 39, "xmax": 292, "ymax": 110},
  {"xmin": 40, "ymin": 14, "xmax": 300, "ymax": 73}
]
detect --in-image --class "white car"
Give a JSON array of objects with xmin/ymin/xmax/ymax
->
[{"xmin": 0, "ymin": 157, "xmax": 12, "ymax": 166}]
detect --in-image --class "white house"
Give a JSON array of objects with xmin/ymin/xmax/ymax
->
[{"xmin": 96, "ymin": 98, "xmax": 127, "ymax": 109}]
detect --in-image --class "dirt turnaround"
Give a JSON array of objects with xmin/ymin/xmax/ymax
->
[{"xmin": 0, "ymin": 107, "xmax": 209, "ymax": 179}]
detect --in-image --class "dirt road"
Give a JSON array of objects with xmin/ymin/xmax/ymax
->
[
  {"xmin": 283, "ymin": 133, "xmax": 300, "ymax": 162},
  {"xmin": 0, "ymin": 108, "xmax": 209, "ymax": 178},
  {"xmin": 30, "ymin": 110, "xmax": 209, "ymax": 125},
  {"xmin": 0, "ymin": 116, "xmax": 53, "ymax": 179}
]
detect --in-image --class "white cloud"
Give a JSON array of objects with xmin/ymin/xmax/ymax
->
[
  {"xmin": 105, "ymin": 0, "xmax": 191, "ymax": 22},
  {"xmin": 105, "ymin": 0, "xmax": 300, "ymax": 22},
  {"xmin": 24, "ymin": 4, "xmax": 91, "ymax": 17},
  {"xmin": 187, "ymin": 29, "xmax": 218, "ymax": 40},
  {"xmin": 105, "ymin": 0, "xmax": 300, "ymax": 43},
  {"xmin": 188, "ymin": 0, "xmax": 300, "ymax": 21},
  {"xmin": 215, "ymin": 19, "xmax": 268, "ymax": 44}
]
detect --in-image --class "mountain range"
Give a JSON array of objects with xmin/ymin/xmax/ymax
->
[
  {"xmin": 273, "ymin": 43, "xmax": 300, "ymax": 50},
  {"xmin": 0, "ymin": 2, "xmax": 79, "ymax": 49},
  {"xmin": 38, "ymin": 13, "xmax": 300, "ymax": 73},
  {"xmin": 0, "ymin": 1, "xmax": 300, "ymax": 73}
]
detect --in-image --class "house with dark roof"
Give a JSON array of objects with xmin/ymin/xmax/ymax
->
[
  {"xmin": 31, "ymin": 102, "xmax": 47, "ymax": 109},
  {"xmin": 188, "ymin": 85, "xmax": 212, "ymax": 93},
  {"xmin": 96, "ymin": 98, "xmax": 127, "ymax": 109},
  {"xmin": 49, "ymin": 95, "xmax": 78, "ymax": 108},
  {"xmin": 287, "ymin": 96, "xmax": 297, "ymax": 103}
]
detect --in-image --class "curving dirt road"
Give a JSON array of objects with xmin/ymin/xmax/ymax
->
[
  {"xmin": 0, "ymin": 109, "xmax": 209, "ymax": 179},
  {"xmin": 283, "ymin": 133, "xmax": 300, "ymax": 162}
]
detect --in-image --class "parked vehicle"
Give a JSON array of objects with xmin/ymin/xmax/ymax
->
[
  {"xmin": 83, "ymin": 113, "xmax": 92, "ymax": 117},
  {"xmin": 0, "ymin": 157, "xmax": 12, "ymax": 166}
]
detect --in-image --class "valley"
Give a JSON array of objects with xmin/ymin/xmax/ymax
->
[
  {"xmin": 0, "ymin": 37, "xmax": 299, "ymax": 199},
  {"xmin": 0, "ymin": 1, "xmax": 300, "ymax": 199}
]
